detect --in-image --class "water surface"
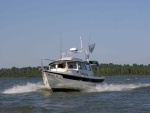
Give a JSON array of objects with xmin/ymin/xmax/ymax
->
[{"xmin": 0, "ymin": 76, "xmax": 150, "ymax": 113}]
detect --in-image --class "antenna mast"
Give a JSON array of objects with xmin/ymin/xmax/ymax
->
[
  {"xmin": 60, "ymin": 34, "xmax": 62, "ymax": 58},
  {"xmin": 80, "ymin": 36, "xmax": 83, "ymax": 50},
  {"xmin": 88, "ymin": 32, "xmax": 91, "ymax": 58}
]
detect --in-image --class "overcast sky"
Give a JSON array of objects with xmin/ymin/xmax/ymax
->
[{"xmin": 0, "ymin": 0, "xmax": 150, "ymax": 68}]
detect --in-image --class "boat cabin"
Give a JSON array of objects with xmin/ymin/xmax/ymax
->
[{"xmin": 48, "ymin": 57, "xmax": 95, "ymax": 77}]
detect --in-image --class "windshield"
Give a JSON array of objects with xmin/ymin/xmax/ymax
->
[{"xmin": 68, "ymin": 62, "xmax": 77, "ymax": 69}]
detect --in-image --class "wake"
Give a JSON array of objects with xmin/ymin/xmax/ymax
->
[
  {"xmin": 85, "ymin": 83, "xmax": 150, "ymax": 92},
  {"xmin": 2, "ymin": 82, "xmax": 150, "ymax": 94},
  {"xmin": 2, "ymin": 82, "xmax": 45, "ymax": 94}
]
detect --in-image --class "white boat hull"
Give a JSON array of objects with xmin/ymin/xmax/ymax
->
[{"xmin": 42, "ymin": 71, "xmax": 104, "ymax": 91}]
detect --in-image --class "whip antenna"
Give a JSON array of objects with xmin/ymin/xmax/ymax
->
[
  {"xmin": 80, "ymin": 36, "xmax": 83, "ymax": 50},
  {"xmin": 60, "ymin": 33, "xmax": 62, "ymax": 58}
]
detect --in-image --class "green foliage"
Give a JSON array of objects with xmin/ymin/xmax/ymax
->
[
  {"xmin": 92, "ymin": 63, "xmax": 150, "ymax": 76},
  {"xmin": 0, "ymin": 67, "xmax": 41, "ymax": 78}
]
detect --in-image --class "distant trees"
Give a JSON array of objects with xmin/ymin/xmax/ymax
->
[
  {"xmin": 0, "ymin": 63, "xmax": 150, "ymax": 78},
  {"xmin": 92, "ymin": 63, "xmax": 150, "ymax": 76},
  {"xmin": 0, "ymin": 67, "xmax": 41, "ymax": 78}
]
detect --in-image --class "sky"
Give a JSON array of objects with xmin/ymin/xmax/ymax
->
[{"xmin": 0, "ymin": 0, "xmax": 150, "ymax": 68}]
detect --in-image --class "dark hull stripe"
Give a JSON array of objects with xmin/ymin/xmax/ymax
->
[
  {"xmin": 51, "ymin": 88, "xmax": 80, "ymax": 92},
  {"xmin": 43, "ymin": 71, "xmax": 105, "ymax": 83}
]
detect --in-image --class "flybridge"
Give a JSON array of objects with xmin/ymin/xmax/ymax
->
[
  {"xmin": 61, "ymin": 49, "xmax": 89, "ymax": 61},
  {"xmin": 60, "ymin": 37, "xmax": 96, "ymax": 62}
]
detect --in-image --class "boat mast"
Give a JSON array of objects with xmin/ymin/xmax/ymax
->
[
  {"xmin": 60, "ymin": 34, "xmax": 62, "ymax": 58},
  {"xmin": 80, "ymin": 36, "xmax": 83, "ymax": 50}
]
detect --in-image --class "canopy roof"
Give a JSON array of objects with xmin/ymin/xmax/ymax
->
[{"xmin": 89, "ymin": 61, "xmax": 99, "ymax": 66}]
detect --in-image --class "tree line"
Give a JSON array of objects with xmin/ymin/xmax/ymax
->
[
  {"xmin": 92, "ymin": 63, "xmax": 150, "ymax": 76},
  {"xmin": 0, "ymin": 67, "xmax": 41, "ymax": 78},
  {"xmin": 0, "ymin": 63, "xmax": 150, "ymax": 78}
]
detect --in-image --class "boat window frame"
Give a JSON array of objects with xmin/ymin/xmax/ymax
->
[
  {"xmin": 86, "ymin": 63, "xmax": 92, "ymax": 71},
  {"xmin": 78, "ymin": 62, "xmax": 87, "ymax": 70},
  {"xmin": 50, "ymin": 63, "xmax": 56, "ymax": 69},
  {"xmin": 57, "ymin": 62, "xmax": 66, "ymax": 69},
  {"xmin": 67, "ymin": 62, "xmax": 77, "ymax": 69}
]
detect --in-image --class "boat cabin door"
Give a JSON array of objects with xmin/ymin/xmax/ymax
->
[{"xmin": 78, "ymin": 62, "xmax": 89, "ymax": 76}]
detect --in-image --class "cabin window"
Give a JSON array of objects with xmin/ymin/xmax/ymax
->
[
  {"xmin": 68, "ymin": 62, "xmax": 77, "ymax": 69},
  {"xmin": 58, "ymin": 63, "xmax": 66, "ymax": 68},
  {"xmin": 50, "ymin": 64, "xmax": 56, "ymax": 69},
  {"xmin": 78, "ymin": 62, "xmax": 87, "ymax": 70},
  {"xmin": 86, "ymin": 64, "xmax": 91, "ymax": 71}
]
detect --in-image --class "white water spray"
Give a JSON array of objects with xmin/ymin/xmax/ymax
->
[
  {"xmin": 2, "ymin": 82, "xmax": 150, "ymax": 94},
  {"xmin": 85, "ymin": 83, "xmax": 150, "ymax": 92},
  {"xmin": 2, "ymin": 82, "xmax": 45, "ymax": 94}
]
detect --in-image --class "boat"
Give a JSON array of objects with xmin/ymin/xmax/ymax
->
[{"xmin": 41, "ymin": 38, "xmax": 105, "ymax": 91}]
